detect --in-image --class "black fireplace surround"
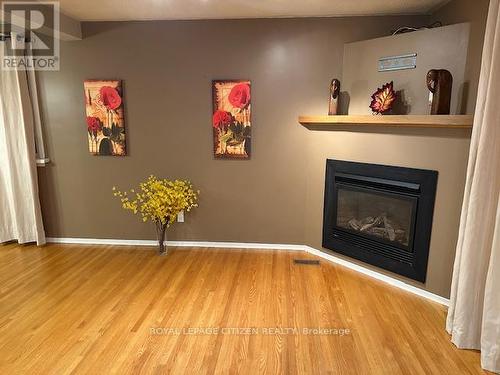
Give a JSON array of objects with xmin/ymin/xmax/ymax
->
[{"xmin": 322, "ymin": 160, "xmax": 438, "ymax": 282}]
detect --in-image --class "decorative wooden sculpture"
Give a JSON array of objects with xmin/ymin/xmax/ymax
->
[
  {"xmin": 426, "ymin": 69, "xmax": 453, "ymax": 115},
  {"xmin": 328, "ymin": 79, "xmax": 340, "ymax": 115}
]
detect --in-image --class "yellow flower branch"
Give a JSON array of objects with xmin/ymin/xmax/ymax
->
[{"xmin": 113, "ymin": 175, "xmax": 199, "ymax": 227}]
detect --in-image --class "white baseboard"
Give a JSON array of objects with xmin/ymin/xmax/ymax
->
[
  {"xmin": 46, "ymin": 237, "xmax": 304, "ymax": 251},
  {"xmin": 47, "ymin": 237, "xmax": 158, "ymax": 246},
  {"xmin": 45, "ymin": 237, "xmax": 449, "ymax": 306}
]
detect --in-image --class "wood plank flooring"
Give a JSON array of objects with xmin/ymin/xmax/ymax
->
[{"xmin": 0, "ymin": 243, "xmax": 486, "ymax": 374}]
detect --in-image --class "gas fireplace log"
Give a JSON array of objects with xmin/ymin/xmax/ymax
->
[
  {"xmin": 371, "ymin": 228, "xmax": 387, "ymax": 235},
  {"xmin": 383, "ymin": 216, "xmax": 396, "ymax": 241},
  {"xmin": 361, "ymin": 216, "xmax": 375, "ymax": 225},
  {"xmin": 395, "ymin": 229, "xmax": 406, "ymax": 243},
  {"xmin": 360, "ymin": 216, "xmax": 383, "ymax": 232},
  {"xmin": 395, "ymin": 229, "xmax": 405, "ymax": 235},
  {"xmin": 348, "ymin": 218, "xmax": 361, "ymax": 231},
  {"xmin": 345, "ymin": 214, "xmax": 408, "ymax": 244}
]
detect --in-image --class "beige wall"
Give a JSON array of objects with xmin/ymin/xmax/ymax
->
[
  {"xmin": 302, "ymin": 0, "xmax": 490, "ymax": 298},
  {"xmin": 36, "ymin": 3, "xmax": 487, "ymax": 298},
  {"xmin": 38, "ymin": 16, "xmax": 425, "ymax": 243},
  {"xmin": 304, "ymin": 20, "xmax": 474, "ymax": 298},
  {"xmin": 431, "ymin": 0, "xmax": 490, "ymax": 113},
  {"xmin": 343, "ymin": 23, "xmax": 469, "ymax": 115}
]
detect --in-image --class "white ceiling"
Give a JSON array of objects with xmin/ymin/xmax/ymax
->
[{"xmin": 56, "ymin": 0, "xmax": 451, "ymax": 22}]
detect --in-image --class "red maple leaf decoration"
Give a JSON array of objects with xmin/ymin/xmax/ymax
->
[{"xmin": 370, "ymin": 81, "xmax": 396, "ymax": 114}]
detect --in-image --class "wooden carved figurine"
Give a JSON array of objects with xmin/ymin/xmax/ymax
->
[
  {"xmin": 328, "ymin": 79, "xmax": 340, "ymax": 115},
  {"xmin": 426, "ymin": 69, "xmax": 453, "ymax": 115}
]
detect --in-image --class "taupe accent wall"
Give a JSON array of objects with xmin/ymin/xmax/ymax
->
[
  {"xmin": 343, "ymin": 23, "xmax": 469, "ymax": 115},
  {"xmin": 36, "ymin": 2, "xmax": 487, "ymax": 298},
  {"xmin": 431, "ymin": 0, "xmax": 490, "ymax": 114}
]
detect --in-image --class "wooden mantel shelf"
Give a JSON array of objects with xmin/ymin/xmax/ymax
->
[{"xmin": 299, "ymin": 115, "xmax": 473, "ymax": 129}]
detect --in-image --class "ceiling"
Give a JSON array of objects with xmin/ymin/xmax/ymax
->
[{"xmin": 55, "ymin": 0, "xmax": 451, "ymax": 22}]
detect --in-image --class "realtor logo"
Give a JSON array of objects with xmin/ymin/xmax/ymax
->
[{"xmin": 1, "ymin": 1, "xmax": 60, "ymax": 70}]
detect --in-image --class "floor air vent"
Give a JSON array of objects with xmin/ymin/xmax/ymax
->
[{"xmin": 293, "ymin": 259, "xmax": 320, "ymax": 265}]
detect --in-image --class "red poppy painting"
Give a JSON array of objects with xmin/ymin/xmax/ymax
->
[
  {"xmin": 84, "ymin": 80, "xmax": 126, "ymax": 156},
  {"xmin": 212, "ymin": 80, "xmax": 251, "ymax": 159}
]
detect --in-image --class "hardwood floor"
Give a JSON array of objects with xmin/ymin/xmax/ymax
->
[{"xmin": 0, "ymin": 243, "xmax": 486, "ymax": 374}]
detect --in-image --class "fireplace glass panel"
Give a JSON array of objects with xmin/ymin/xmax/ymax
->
[{"xmin": 335, "ymin": 185, "xmax": 415, "ymax": 249}]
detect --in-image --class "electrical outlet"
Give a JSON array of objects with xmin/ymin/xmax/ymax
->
[{"xmin": 177, "ymin": 210, "xmax": 184, "ymax": 223}]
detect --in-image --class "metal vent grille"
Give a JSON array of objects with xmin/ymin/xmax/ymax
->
[{"xmin": 293, "ymin": 259, "xmax": 320, "ymax": 266}]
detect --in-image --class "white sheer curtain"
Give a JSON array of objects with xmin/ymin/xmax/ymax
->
[
  {"xmin": 446, "ymin": 0, "xmax": 500, "ymax": 373},
  {"xmin": 0, "ymin": 43, "xmax": 46, "ymax": 245}
]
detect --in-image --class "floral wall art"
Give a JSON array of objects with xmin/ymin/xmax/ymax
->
[
  {"xmin": 84, "ymin": 80, "xmax": 126, "ymax": 156},
  {"xmin": 212, "ymin": 80, "xmax": 251, "ymax": 159}
]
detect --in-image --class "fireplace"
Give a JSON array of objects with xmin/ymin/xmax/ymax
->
[{"xmin": 322, "ymin": 160, "xmax": 438, "ymax": 282}]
